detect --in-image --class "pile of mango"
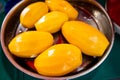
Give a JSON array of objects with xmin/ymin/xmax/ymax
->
[{"xmin": 8, "ymin": 0, "xmax": 109, "ymax": 77}]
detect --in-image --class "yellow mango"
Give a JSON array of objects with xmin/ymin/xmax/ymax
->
[
  {"xmin": 62, "ymin": 21, "xmax": 110, "ymax": 56},
  {"xmin": 35, "ymin": 11, "xmax": 68, "ymax": 33},
  {"xmin": 8, "ymin": 31, "xmax": 54, "ymax": 58},
  {"xmin": 20, "ymin": 2, "xmax": 48, "ymax": 28},
  {"xmin": 45, "ymin": 0, "xmax": 78, "ymax": 20},
  {"xmin": 34, "ymin": 44, "xmax": 82, "ymax": 76}
]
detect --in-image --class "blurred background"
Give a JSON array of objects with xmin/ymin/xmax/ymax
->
[{"xmin": 0, "ymin": 0, "xmax": 120, "ymax": 80}]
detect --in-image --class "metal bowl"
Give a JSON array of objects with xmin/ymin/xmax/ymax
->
[{"xmin": 1, "ymin": 0, "xmax": 114, "ymax": 79}]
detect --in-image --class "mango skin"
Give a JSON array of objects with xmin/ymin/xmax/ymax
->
[
  {"xmin": 8, "ymin": 31, "xmax": 54, "ymax": 58},
  {"xmin": 20, "ymin": 2, "xmax": 48, "ymax": 28},
  {"xmin": 45, "ymin": 0, "xmax": 78, "ymax": 20},
  {"xmin": 35, "ymin": 11, "xmax": 68, "ymax": 33},
  {"xmin": 34, "ymin": 44, "xmax": 82, "ymax": 76},
  {"xmin": 62, "ymin": 21, "xmax": 110, "ymax": 56}
]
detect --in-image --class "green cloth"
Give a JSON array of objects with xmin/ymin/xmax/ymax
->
[{"xmin": 1, "ymin": 0, "xmax": 120, "ymax": 80}]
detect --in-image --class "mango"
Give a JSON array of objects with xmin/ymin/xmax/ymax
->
[
  {"xmin": 8, "ymin": 31, "xmax": 54, "ymax": 58},
  {"xmin": 62, "ymin": 21, "xmax": 110, "ymax": 56},
  {"xmin": 20, "ymin": 2, "xmax": 48, "ymax": 28},
  {"xmin": 34, "ymin": 44, "xmax": 82, "ymax": 76},
  {"xmin": 35, "ymin": 11, "xmax": 68, "ymax": 33},
  {"xmin": 45, "ymin": 0, "xmax": 78, "ymax": 20}
]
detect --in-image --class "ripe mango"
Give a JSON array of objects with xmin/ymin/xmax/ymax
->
[
  {"xmin": 35, "ymin": 11, "xmax": 68, "ymax": 33},
  {"xmin": 62, "ymin": 21, "xmax": 109, "ymax": 56},
  {"xmin": 45, "ymin": 0, "xmax": 78, "ymax": 20},
  {"xmin": 34, "ymin": 44, "xmax": 82, "ymax": 76},
  {"xmin": 20, "ymin": 2, "xmax": 48, "ymax": 28},
  {"xmin": 8, "ymin": 31, "xmax": 54, "ymax": 58}
]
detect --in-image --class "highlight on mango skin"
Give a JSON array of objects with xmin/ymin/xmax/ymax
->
[
  {"xmin": 8, "ymin": 31, "xmax": 54, "ymax": 58},
  {"xmin": 62, "ymin": 21, "xmax": 109, "ymax": 57},
  {"xmin": 34, "ymin": 44, "xmax": 82, "ymax": 76},
  {"xmin": 20, "ymin": 2, "xmax": 49, "ymax": 28}
]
